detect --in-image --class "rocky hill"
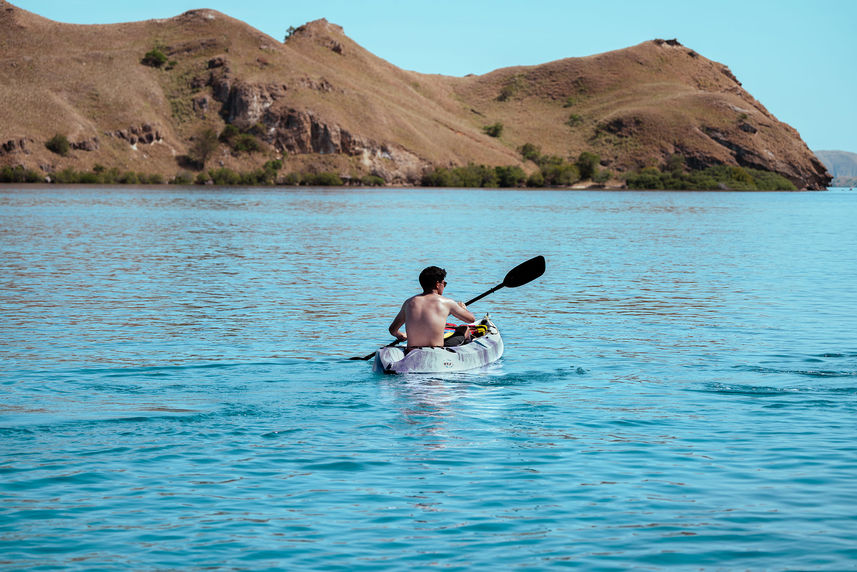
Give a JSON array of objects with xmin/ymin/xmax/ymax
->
[
  {"xmin": 815, "ymin": 150, "xmax": 857, "ymax": 187},
  {"xmin": 0, "ymin": 1, "xmax": 831, "ymax": 188}
]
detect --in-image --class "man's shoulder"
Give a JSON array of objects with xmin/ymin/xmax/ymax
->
[
  {"xmin": 405, "ymin": 293, "xmax": 449, "ymax": 305},
  {"xmin": 404, "ymin": 293, "xmax": 432, "ymax": 305}
]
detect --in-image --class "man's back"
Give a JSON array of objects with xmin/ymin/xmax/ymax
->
[
  {"xmin": 402, "ymin": 293, "xmax": 452, "ymax": 347},
  {"xmin": 387, "ymin": 266, "xmax": 475, "ymax": 347}
]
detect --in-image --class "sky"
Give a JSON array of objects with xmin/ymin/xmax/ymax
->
[{"xmin": 11, "ymin": 0, "xmax": 857, "ymax": 152}]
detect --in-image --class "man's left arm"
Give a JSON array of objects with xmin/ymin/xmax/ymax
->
[{"xmin": 448, "ymin": 299, "xmax": 475, "ymax": 324}]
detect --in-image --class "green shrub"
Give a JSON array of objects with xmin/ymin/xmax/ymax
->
[
  {"xmin": 518, "ymin": 147, "xmax": 605, "ymax": 186},
  {"xmin": 77, "ymin": 172, "xmax": 100, "ymax": 184},
  {"xmin": 519, "ymin": 143, "xmax": 541, "ymax": 162},
  {"xmin": 626, "ymin": 167, "xmax": 664, "ymax": 190},
  {"xmin": 52, "ymin": 168, "xmax": 79, "ymax": 184},
  {"xmin": 0, "ymin": 166, "xmax": 42, "ymax": 183},
  {"xmin": 263, "ymin": 159, "xmax": 283, "ymax": 172},
  {"xmin": 219, "ymin": 125, "xmax": 241, "ymax": 143},
  {"xmin": 302, "ymin": 172, "xmax": 343, "ymax": 186},
  {"xmin": 172, "ymin": 172, "xmax": 194, "ymax": 185},
  {"xmin": 142, "ymin": 48, "xmax": 168, "ymax": 68},
  {"xmin": 45, "ymin": 134, "xmax": 70, "ymax": 156},
  {"xmin": 566, "ymin": 114, "xmax": 583, "ymax": 128},
  {"xmin": 189, "ymin": 128, "xmax": 219, "ymax": 168},
  {"xmin": 666, "ymin": 154, "xmax": 686, "ymax": 174},
  {"xmin": 483, "ymin": 122, "xmax": 504, "ymax": 138},
  {"xmin": 576, "ymin": 151, "xmax": 600, "ymax": 180},
  {"xmin": 527, "ymin": 171, "xmax": 545, "ymax": 187},
  {"xmin": 593, "ymin": 169, "xmax": 612, "ymax": 184},
  {"xmin": 100, "ymin": 167, "xmax": 122, "ymax": 184},
  {"xmin": 208, "ymin": 168, "xmax": 242, "ymax": 186},
  {"xmin": 497, "ymin": 84, "xmax": 516, "ymax": 102},
  {"xmin": 541, "ymin": 162, "xmax": 580, "ymax": 186},
  {"xmin": 118, "ymin": 172, "xmax": 140, "ymax": 184},
  {"xmin": 495, "ymin": 165, "xmax": 527, "ymax": 187},
  {"xmin": 421, "ymin": 164, "xmax": 527, "ymax": 188},
  {"xmin": 361, "ymin": 175, "xmax": 386, "ymax": 186},
  {"xmin": 219, "ymin": 125, "xmax": 262, "ymax": 154},
  {"xmin": 750, "ymin": 169, "xmax": 797, "ymax": 191},
  {"xmin": 281, "ymin": 172, "xmax": 302, "ymax": 186},
  {"xmin": 421, "ymin": 167, "xmax": 456, "ymax": 187},
  {"xmin": 232, "ymin": 134, "xmax": 262, "ymax": 153},
  {"xmin": 625, "ymin": 164, "xmax": 797, "ymax": 191}
]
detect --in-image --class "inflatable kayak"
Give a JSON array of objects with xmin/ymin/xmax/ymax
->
[{"xmin": 373, "ymin": 316, "xmax": 503, "ymax": 374}]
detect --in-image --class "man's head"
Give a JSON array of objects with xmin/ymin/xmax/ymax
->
[{"xmin": 419, "ymin": 266, "xmax": 447, "ymax": 293}]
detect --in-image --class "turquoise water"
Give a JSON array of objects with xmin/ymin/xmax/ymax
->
[{"xmin": 2, "ymin": 187, "xmax": 857, "ymax": 569}]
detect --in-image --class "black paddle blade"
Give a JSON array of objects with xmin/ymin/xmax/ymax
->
[{"xmin": 502, "ymin": 255, "xmax": 545, "ymax": 288}]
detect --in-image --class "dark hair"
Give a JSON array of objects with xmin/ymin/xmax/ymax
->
[{"xmin": 418, "ymin": 266, "xmax": 446, "ymax": 293}]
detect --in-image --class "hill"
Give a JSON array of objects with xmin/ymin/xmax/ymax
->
[
  {"xmin": 815, "ymin": 150, "xmax": 857, "ymax": 187},
  {"xmin": 0, "ymin": 1, "xmax": 831, "ymax": 189}
]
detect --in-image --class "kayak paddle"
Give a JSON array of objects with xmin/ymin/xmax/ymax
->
[{"xmin": 350, "ymin": 255, "xmax": 546, "ymax": 361}]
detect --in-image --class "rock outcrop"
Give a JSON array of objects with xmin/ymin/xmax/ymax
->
[
  {"xmin": 109, "ymin": 124, "xmax": 163, "ymax": 146},
  {"xmin": 0, "ymin": 138, "xmax": 32, "ymax": 156},
  {"xmin": 205, "ymin": 61, "xmax": 427, "ymax": 181}
]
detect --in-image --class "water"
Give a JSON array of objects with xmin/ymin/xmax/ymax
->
[{"xmin": 2, "ymin": 187, "xmax": 856, "ymax": 569}]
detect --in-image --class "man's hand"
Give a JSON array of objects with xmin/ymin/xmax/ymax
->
[{"xmin": 393, "ymin": 331, "xmax": 407, "ymax": 342}]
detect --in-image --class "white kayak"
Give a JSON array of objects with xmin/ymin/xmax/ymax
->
[{"xmin": 373, "ymin": 316, "xmax": 503, "ymax": 374}]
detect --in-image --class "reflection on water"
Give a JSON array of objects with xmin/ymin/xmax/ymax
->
[{"xmin": 2, "ymin": 187, "xmax": 857, "ymax": 569}]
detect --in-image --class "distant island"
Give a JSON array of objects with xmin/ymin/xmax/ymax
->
[
  {"xmin": 0, "ymin": 2, "xmax": 830, "ymax": 189},
  {"xmin": 814, "ymin": 150, "xmax": 857, "ymax": 187}
]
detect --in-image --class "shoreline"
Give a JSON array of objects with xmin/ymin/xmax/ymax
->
[{"xmin": 0, "ymin": 183, "xmax": 840, "ymax": 192}]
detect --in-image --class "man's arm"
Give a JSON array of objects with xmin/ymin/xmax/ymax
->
[
  {"xmin": 388, "ymin": 304, "xmax": 407, "ymax": 341},
  {"xmin": 447, "ymin": 299, "xmax": 475, "ymax": 324}
]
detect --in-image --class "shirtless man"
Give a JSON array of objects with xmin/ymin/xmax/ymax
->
[{"xmin": 388, "ymin": 266, "xmax": 475, "ymax": 348}]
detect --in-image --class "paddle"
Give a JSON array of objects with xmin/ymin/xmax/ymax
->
[{"xmin": 350, "ymin": 255, "xmax": 546, "ymax": 361}]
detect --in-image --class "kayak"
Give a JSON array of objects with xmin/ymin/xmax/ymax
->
[{"xmin": 373, "ymin": 316, "xmax": 503, "ymax": 374}]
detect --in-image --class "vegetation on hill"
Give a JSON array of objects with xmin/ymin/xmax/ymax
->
[
  {"xmin": 45, "ymin": 134, "xmax": 70, "ymax": 157},
  {"xmin": 625, "ymin": 161, "xmax": 797, "ymax": 191}
]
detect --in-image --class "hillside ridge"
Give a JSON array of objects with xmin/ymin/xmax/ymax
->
[{"xmin": 0, "ymin": 1, "xmax": 830, "ymax": 188}]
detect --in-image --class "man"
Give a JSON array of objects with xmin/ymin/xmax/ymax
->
[{"xmin": 388, "ymin": 266, "xmax": 475, "ymax": 349}]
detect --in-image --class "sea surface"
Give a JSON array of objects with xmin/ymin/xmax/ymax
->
[{"xmin": 2, "ymin": 186, "xmax": 856, "ymax": 570}]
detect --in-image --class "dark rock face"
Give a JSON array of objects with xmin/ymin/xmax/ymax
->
[
  {"xmin": 700, "ymin": 127, "xmax": 830, "ymax": 189},
  {"xmin": 204, "ymin": 61, "xmax": 426, "ymax": 182},
  {"xmin": 110, "ymin": 124, "xmax": 162, "ymax": 146},
  {"xmin": 0, "ymin": 138, "xmax": 32, "ymax": 156},
  {"xmin": 71, "ymin": 137, "xmax": 99, "ymax": 151}
]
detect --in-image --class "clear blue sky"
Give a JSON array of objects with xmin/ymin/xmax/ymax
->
[{"xmin": 13, "ymin": 0, "xmax": 857, "ymax": 152}]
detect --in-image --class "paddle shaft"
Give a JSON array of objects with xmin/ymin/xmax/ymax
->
[{"xmin": 465, "ymin": 284, "xmax": 503, "ymax": 306}]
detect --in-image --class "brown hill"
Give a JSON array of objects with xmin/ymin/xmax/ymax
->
[{"xmin": 0, "ymin": 1, "xmax": 831, "ymax": 188}]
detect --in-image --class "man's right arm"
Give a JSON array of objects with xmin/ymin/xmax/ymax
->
[{"xmin": 388, "ymin": 304, "xmax": 407, "ymax": 341}]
